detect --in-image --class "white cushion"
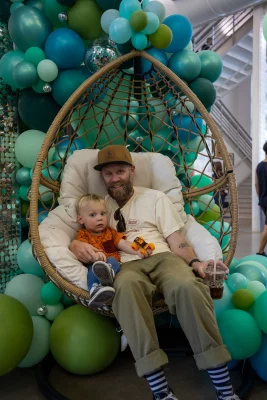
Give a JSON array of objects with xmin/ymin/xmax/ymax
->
[{"xmin": 39, "ymin": 149, "xmax": 222, "ymax": 291}]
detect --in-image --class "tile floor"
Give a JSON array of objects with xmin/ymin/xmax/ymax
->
[{"xmin": 1, "ymin": 218, "xmax": 266, "ymax": 400}]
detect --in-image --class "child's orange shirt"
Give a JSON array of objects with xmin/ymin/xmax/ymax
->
[{"xmin": 76, "ymin": 227, "xmax": 125, "ymax": 261}]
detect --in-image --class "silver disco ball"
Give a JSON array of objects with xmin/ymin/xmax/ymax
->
[{"xmin": 84, "ymin": 38, "xmax": 119, "ymax": 74}]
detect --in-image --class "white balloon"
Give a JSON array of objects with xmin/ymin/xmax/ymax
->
[
  {"xmin": 101, "ymin": 9, "xmax": 120, "ymax": 34},
  {"xmin": 144, "ymin": 1, "xmax": 166, "ymax": 23}
]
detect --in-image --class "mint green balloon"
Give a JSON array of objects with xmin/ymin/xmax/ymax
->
[
  {"xmin": 0, "ymin": 294, "xmax": 33, "ymax": 377},
  {"xmin": 5, "ymin": 274, "xmax": 45, "ymax": 316},
  {"xmin": 197, "ymin": 194, "xmax": 215, "ymax": 211},
  {"xmin": 218, "ymin": 309, "xmax": 262, "ymax": 359},
  {"xmin": 37, "ymin": 59, "xmax": 58, "ymax": 82},
  {"xmin": 19, "ymin": 316, "xmax": 50, "ymax": 368},
  {"xmin": 25, "ymin": 47, "xmax": 46, "ymax": 67},
  {"xmin": 254, "ymin": 291, "xmax": 267, "ymax": 334},
  {"xmin": 0, "ymin": 50, "xmax": 24, "ymax": 88},
  {"xmin": 41, "ymin": 282, "xmax": 62, "ymax": 305},
  {"xmin": 228, "ymin": 273, "xmax": 248, "ymax": 293},
  {"xmin": 15, "ymin": 129, "xmax": 54, "ymax": 168},
  {"xmin": 17, "ymin": 239, "xmax": 44, "ymax": 277},
  {"xmin": 45, "ymin": 303, "xmax": 64, "ymax": 321},
  {"xmin": 247, "ymin": 281, "xmax": 266, "ymax": 300},
  {"xmin": 213, "ymin": 282, "xmax": 233, "ymax": 319}
]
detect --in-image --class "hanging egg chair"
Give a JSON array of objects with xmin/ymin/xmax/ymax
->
[{"xmin": 29, "ymin": 51, "xmax": 238, "ymax": 317}]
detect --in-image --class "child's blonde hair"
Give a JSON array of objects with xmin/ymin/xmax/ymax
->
[{"xmin": 75, "ymin": 194, "xmax": 105, "ymax": 215}]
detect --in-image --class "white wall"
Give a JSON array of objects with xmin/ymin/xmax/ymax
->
[{"xmin": 221, "ymin": 76, "xmax": 252, "ymax": 135}]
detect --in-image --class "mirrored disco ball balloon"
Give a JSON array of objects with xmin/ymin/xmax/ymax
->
[{"xmin": 84, "ymin": 38, "xmax": 118, "ymax": 74}]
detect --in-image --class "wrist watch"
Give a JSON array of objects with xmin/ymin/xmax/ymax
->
[{"xmin": 188, "ymin": 258, "xmax": 200, "ymax": 267}]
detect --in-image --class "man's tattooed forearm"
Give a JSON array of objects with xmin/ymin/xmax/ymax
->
[{"xmin": 178, "ymin": 242, "xmax": 190, "ymax": 249}]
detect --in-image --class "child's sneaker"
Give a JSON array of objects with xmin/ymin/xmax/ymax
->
[
  {"xmin": 153, "ymin": 388, "xmax": 178, "ymax": 399},
  {"xmin": 92, "ymin": 261, "xmax": 115, "ymax": 286},
  {"xmin": 217, "ymin": 393, "xmax": 240, "ymax": 400},
  {"xmin": 89, "ymin": 285, "xmax": 115, "ymax": 307}
]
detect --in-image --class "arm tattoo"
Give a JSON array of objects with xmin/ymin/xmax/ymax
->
[{"xmin": 178, "ymin": 241, "xmax": 190, "ymax": 249}]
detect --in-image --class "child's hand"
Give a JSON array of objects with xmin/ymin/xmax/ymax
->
[
  {"xmin": 136, "ymin": 248, "xmax": 152, "ymax": 259},
  {"xmin": 96, "ymin": 252, "xmax": 107, "ymax": 262}
]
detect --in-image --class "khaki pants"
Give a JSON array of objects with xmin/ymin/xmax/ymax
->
[{"xmin": 113, "ymin": 252, "xmax": 231, "ymax": 377}]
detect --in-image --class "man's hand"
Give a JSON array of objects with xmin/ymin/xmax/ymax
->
[
  {"xmin": 69, "ymin": 240, "xmax": 106, "ymax": 263},
  {"xmin": 192, "ymin": 260, "xmax": 229, "ymax": 279}
]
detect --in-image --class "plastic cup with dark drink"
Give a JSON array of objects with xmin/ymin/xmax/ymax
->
[{"xmin": 204, "ymin": 264, "xmax": 226, "ymax": 299}]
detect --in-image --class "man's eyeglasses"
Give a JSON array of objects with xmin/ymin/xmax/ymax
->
[{"xmin": 114, "ymin": 208, "xmax": 126, "ymax": 233}]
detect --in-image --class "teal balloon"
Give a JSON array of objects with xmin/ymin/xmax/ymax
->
[
  {"xmin": 198, "ymin": 50, "xmax": 223, "ymax": 83},
  {"xmin": 25, "ymin": 0, "xmax": 44, "ymax": 11},
  {"xmin": 141, "ymin": 47, "xmax": 168, "ymax": 73},
  {"xmin": 119, "ymin": 0, "xmax": 141, "ymax": 19},
  {"xmin": 61, "ymin": 294, "xmax": 75, "ymax": 307},
  {"xmin": 254, "ymin": 292, "xmax": 267, "ymax": 334},
  {"xmin": 24, "ymin": 47, "xmax": 46, "ymax": 67},
  {"xmin": 189, "ymin": 77, "xmax": 216, "ymax": 109},
  {"xmin": 238, "ymin": 254, "xmax": 267, "ymax": 270},
  {"xmin": 50, "ymin": 305, "xmax": 120, "ymax": 374},
  {"xmin": 19, "ymin": 316, "xmax": 50, "ymax": 368},
  {"xmin": 13, "ymin": 61, "xmax": 38, "ymax": 88},
  {"xmin": 52, "ymin": 148, "xmax": 72, "ymax": 168},
  {"xmin": 131, "ymin": 32, "xmax": 148, "ymax": 50},
  {"xmin": 41, "ymin": 282, "xmax": 62, "ymax": 305},
  {"xmin": 8, "ymin": 5, "xmax": 52, "ymax": 52},
  {"xmin": 168, "ymin": 50, "xmax": 201, "ymax": 82},
  {"xmin": 17, "ymin": 239, "xmax": 44, "ymax": 277},
  {"xmin": 109, "ymin": 17, "xmax": 132, "ymax": 44},
  {"xmin": 4, "ymin": 274, "xmax": 45, "ymax": 316},
  {"xmin": 235, "ymin": 264, "xmax": 267, "ymax": 286},
  {"xmin": 15, "ymin": 129, "xmax": 53, "ymax": 168},
  {"xmin": 0, "ymin": 0, "xmax": 12, "ymax": 24},
  {"xmin": 52, "ymin": 68, "xmax": 92, "ymax": 106},
  {"xmin": 184, "ymin": 201, "xmax": 200, "ymax": 217},
  {"xmin": 250, "ymin": 334, "xmax": 267, "ymax": 382},
  {"xmin": 18, "ymin": 89, "xmax": 60, "ymax": 132},
  {"xmin": 19, "ymin": 185, "xmax": 30, "ymax": 201},
  {"xmin": 213, "ymin": 282, "xmax": 234, "ymax": 319},
  {"xmin": 143, "ymin": 11, "xmax": 159, "ymax": 35},
  {"xmin": 0, "ymin": 50, "xmax": 24, "ymax": 88},
  {"xmin": 16, "ymin": 167, "xmax": 32, "ymax": 185},
  {"xmin": 228, "ymin": 273, "xmax": 248, "ymax": 293},
  {"xmin": 247, "ymin": 281, "xmax": 266, "ymax": 300},
  {"xmin": 229, "ymin": 257, "xmax": 239, "ymax": 273},
  {"xmin": 0, "ymin": 294, "xmax": 33, "ymax": 377},
  {"xmin": 45, "ymin": 303, "xmax": 64, "ymax": 321},
  {"xmin": 190, "ymin": 174, "xmax": 212, "ymax": 189},
  {"xmin": 39, "ymin": 165, "xmax": 59, "ymax": 181},
  {"xmin": 10, "ymin": 2, "xmax": 25, "ymax": 13},
  {"xmin": 39, "ymin": 184, "xmax": 53, "ymax": 203},
  {"xmin": 218, "ymin": 309, "xmax": 262, "ymax": 360},
  {"xmin": 142, "ymin": 128, "xmax": 170, "ymax": 152}
]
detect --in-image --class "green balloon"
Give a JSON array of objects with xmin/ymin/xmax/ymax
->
[
  {"xmin": 19, "ymin": 316, "xmax": 50, "ymax": 368},
  {"xmin": 247, "ymin": 281, "xmax": 266, "ymax": 300},
  {"xmin": 68, "ymin": 0, "xmax": 103, "ymax": 40},
  {"xmin": 32, "ymin": 78, "xmax": 46, "ymax": 93},
  {"xmin": 218, "ymin": 309, "xmax": 262, "ymax": 360},
  {"xmin": 130, "ymin": 10, "xmax": 148, "ymax": 32},
  {"xmin": 50, "ymin": 305, "xmax": 120, "ymax": 374},
  {"xmin": 21, "ymin": 200, "xmax": 30, "ymax": 217},
  {"xmin": 8, "ymin": 5, "xmax": 52, "ymax": 52},
  {"xmin": 61, "ymin": 294, "xmax": 75, "ymax": 307},
  {"xmin": 25, "ymin": 0, "xmax": 45, "ymax": 11},
  {"xmin": 41, "ymin": 282, "xmax": 62, "ymax": 305},
  {"xmin": 254, "ymin": 291, "xmax": 267, "ymax": 334},
  {"xmin": 197, "ymin": 194, "xmax": 215, "ymax": 211},
  {"xmin": 196, "ymin": 203, "xmax": 221, "ymax": 224},
  {"xmin": 5, "ymin": 274, "xmax": 45, "ymax": 316},
  {"xmin": 25, "ymin": 47, "xmax": 46, "ymax": 67},
  {"xmin": 142, "ymin": 128, "xmax": 171, "ymax": 152},
  {"xmin": 168, "ymin": 50, "xmax": 201, "ymax": 82},
  {"xmin": 198, "ymin": 50, "xmax": 223, "ymax": 83},
  {"xmin": 10, "ymin": 2, "xmax": 25, "ymax": 13},
  {"xmin": 149, "ymin": 24, "xmax": 172, "ymax": 50},
  {"xmin": 44, "ymin": 0, "xmax": 68, "ymax": 28},
  {"xmin": 18, "ymin": 89, "xmax": 61, "ymax": 132},
  {"xmin": 15, "ymin": 129, "xmax": 50, "ymax": 168},
  {"xmin": 189, "ymin": 77, "xmax": 216, "ymax": 109},
  {"xmin": 17, "ymin": 239, "xmax": 44, "ymax": 277},
  {"xmin": 13, "ymin": 60, "xmax": 38, "ymax": 88},
  {"xmin": 16, "ymin": 167, "xmax": 32, "ymax": 186},
  {"xmin": 45, "ymin": 303, "xmax": 64, "ymax": 321},
  {"xmin": 0, "ymin": 0, "xmax": 12, "ymax": 23},
  {"xmin": 96, "ymin": 0, "xmax": 121, "ymax": 11},
  {"xmin": 19, "ymin": 185, "xmax": 31, "ymax": 201},
  {"xmin": 190, "ymin": 174, "xmax": 213, "ymax": 192},
  {"xmin": 0, "ymin": 294, "xmax": 33, "ymax": 377},
  {"xmin": 232, "ymin": 289, "xmax": 255, "ymax": 311},
  {"xmin": 0, "ymin": 50, "xmax": 24, "ymax": 88},
  {"xmin": 184, "ymin": 200, "xmax": 200, "ymax": 217}
]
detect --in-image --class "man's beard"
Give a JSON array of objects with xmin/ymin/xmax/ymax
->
[{"xmin": 107, "ymin": 180, "xmax": 133, "ymax": 203}]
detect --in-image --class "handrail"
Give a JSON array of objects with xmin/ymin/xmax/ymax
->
[
  {"xmin": 193, "ymin": 8, "xmax": 253, "ymax": 53},
  {"xmin": 211, "ymin": 101, "xmax": 252, "ymax": 162}
]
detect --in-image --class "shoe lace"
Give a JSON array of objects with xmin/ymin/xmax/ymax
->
[{"xmin": 218, "ymin": 394, "xmax": 240, "ymax": 400}]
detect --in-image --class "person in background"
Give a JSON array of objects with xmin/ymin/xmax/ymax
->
[
  {"xmin": 202, "ymin": 37, "xmax": 213, "ymax": 50},
  {"xmin": 213, "ymin": 161, "xmax": 229, "ymax": 210},
  {"xmin": 255, "ymin": 141, "xmax": 267, "ymax": 257}
]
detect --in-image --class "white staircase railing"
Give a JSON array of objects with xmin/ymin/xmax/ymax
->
[
  {"xmin": 193, "ymin": 8, "xmax": 253, "ymax": 52},
  {"xmin": 211, "ymin": 100, "xmax": 252, "ymax": 163}
]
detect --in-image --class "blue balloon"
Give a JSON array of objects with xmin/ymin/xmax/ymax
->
[
  {"xmin": 163, "ymin": 14, "xmax": 193, "ymax": 53},
  {"xmin": 250, "ymin": 334, "xmax": 267, "ymax": 381},
  {"xmin": 131, "ymin": 33, "xmax": 148, "ymax": 50},
  {"xmin": 141, "ymin": 47, "xmax": 168, "ymax": 74},
  {"xmin": 172, "ymin": 113, "xmax": 203, "ymax": 143},
  {"xmin": 55, "ymin": 136, "xmax": 85, "ymax": 152},
  {"xmin": 45, "ymin": 28, "xmax": 85, "ymax": 70}
]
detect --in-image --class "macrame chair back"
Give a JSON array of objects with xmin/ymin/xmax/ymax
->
[{"xmin": 29, "ymin": 50, "xmax": 238, "ymax": 314}]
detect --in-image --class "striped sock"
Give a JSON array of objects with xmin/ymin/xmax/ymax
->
[
  {"xmin": 145, "ymin": 368, "xmax": 169, "ymax": 394},
  {"xmin": 207, "ymin": 364, "xmax": 234, "ymax": 399}
]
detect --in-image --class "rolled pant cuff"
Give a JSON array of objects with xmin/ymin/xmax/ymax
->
[
  {"xmin": 194, "ymin": 345, "xmax": 231, "ymax": 370},
  {"xmin": 135, "ymin": 349, "xmax": 169, "ymax": 377}
]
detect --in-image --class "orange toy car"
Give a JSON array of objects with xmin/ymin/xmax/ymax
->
[{"xmin": 131, "ymin": 236, "xmax": 155, "ymax": 256}]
